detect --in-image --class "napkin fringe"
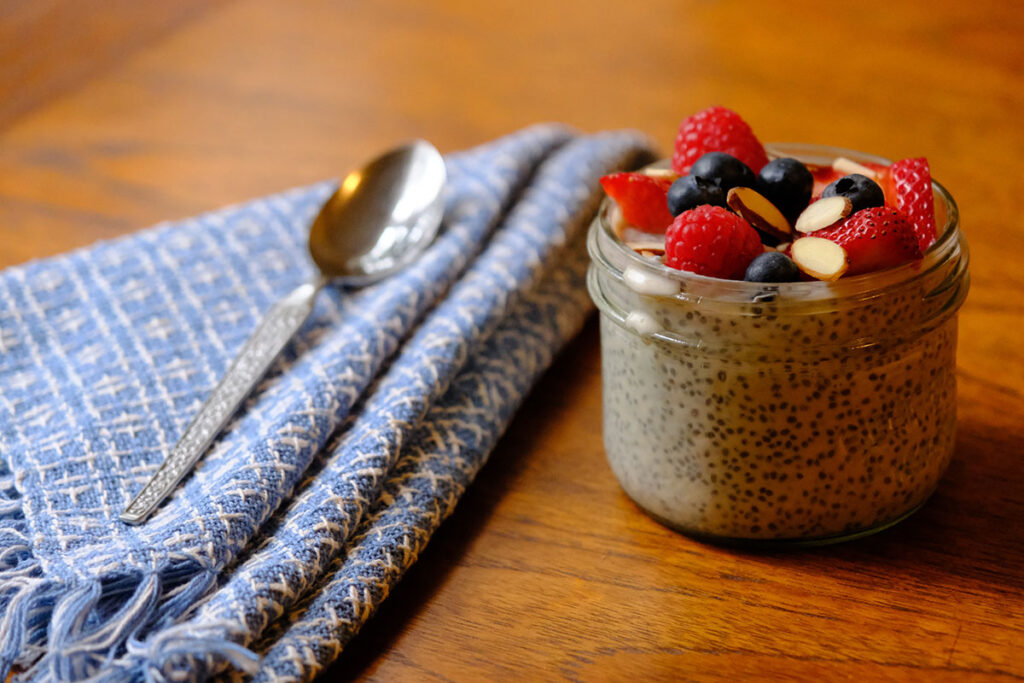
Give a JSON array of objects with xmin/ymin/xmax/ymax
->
[
  {"xmin": 0, "ymin": 464, "xmax": 43, "ymax": 677},
  {"xmin": 120, "ymin": 620, "xmax": 262, "ymax": 680},
  {"xmin": 0, "ymin": 574, "xmax": 58, "ymax": 677},
  {"xmin": 0, "ymin": 557, "xmax": 224, "ymax": 680}
]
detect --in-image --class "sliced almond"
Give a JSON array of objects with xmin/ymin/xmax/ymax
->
[
  {"xmin": 641, "ymin": 168, "xmax": 680, "ymax": 181},
  {"xmin": 775, "ymin": 242, "xmax": 791, "ymax": 253},
  {"xmin": 791, "ymin": 237, "xmax": 849, "ymax": 281},
  {"xmin": 832, "ymin": 156, "xmax": 879, "ymax": 179},
  {"xmin": 626, "ymin": 239, "xmax": 666, "ymax": 258},
  {"xmin": 626, "ymin": 238, "xmax": 665, "ymax": 251},
  {"xmin": 726, "ymin": 186, "xmax": 792, "ymax": 240},
  {"xmin": 794, "ymin": 195, "xmax": 853, "ymax": 234}
]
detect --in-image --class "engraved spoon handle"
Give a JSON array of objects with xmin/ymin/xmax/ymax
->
[{"xmin": 120, "ymin": 280, "xmax": 322, "ymax": 525}]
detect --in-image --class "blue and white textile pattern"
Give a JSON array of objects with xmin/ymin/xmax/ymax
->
[{"xmin": 0, "ymin": 125, "xmax": 655, "ymax": 681}]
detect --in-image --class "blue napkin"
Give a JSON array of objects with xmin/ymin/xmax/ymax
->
[{"xmin": 0, "ymin": 126, "xmax": 655, "ymax": 681}]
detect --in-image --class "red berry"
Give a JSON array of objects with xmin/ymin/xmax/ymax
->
[
  {"xmin": 671, "ymin": 106, "xmax": 769, "ymax": 176},
  {"xmin": 664, "ymin": 205, "xmax": 763, "ymax": 279},
  {"xmin": 890, "ymin": 157, "xmax": 937, "ymax": 252},
  {"xmin": 599, "ymin": 172, "xmax": 675, "ymax": 233},
  {"xmin": 814, "ymin": 206, "xmax": 921, "ymax": 276}
]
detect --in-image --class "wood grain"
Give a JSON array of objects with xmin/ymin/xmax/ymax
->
[
  {"xmin": 0, "ymin": 0, "xmax": 230, "ymax": 128},
  {"xmin": 2, "ymin": 0, "xmax": 1022, "ymax": 680}
]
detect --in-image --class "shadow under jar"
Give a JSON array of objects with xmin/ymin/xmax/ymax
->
[{"xmin": 587, "ymin": 143, "xmax": 970, "ymax": 547}]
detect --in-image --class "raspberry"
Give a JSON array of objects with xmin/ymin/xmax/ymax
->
[
  {"xmin": 671, "ymin": 106, "xmax": 769, "ymax": 176},
  {"xmin": 664, "ymin": 205, "xmax": 763, "ymax": 279},
  {"xmin": 890, "ymin": 157, "xmax": 937, "ymax": 252},
  {"xmin": 814, "ymin": 206, "xmax": 921, "ymax": 275},
  {"xmin": 599, "ymin": 172, "xmax": 675, "ymax": 233}
]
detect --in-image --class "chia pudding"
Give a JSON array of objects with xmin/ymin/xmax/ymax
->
[{"xmin": 587, "ymin": 140, "xmax": 969, "ymax": 545}]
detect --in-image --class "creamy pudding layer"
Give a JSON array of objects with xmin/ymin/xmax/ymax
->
[{"xmin": 600, "ymin": 311, "xmax": 958, "ymax": 540}]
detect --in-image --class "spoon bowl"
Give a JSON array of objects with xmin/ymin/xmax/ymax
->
[{"xmin": 310, "ymin": 140, "xmax": 447, "ymax": 284}]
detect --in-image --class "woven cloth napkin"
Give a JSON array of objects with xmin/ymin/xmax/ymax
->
[{"xmin": 0, "ymin": 126, "xmax": 655, "ymax": 681}]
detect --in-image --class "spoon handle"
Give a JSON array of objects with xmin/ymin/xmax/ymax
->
[{"xmin": 120, "ymin": 280, "xmax": 322, "ymax": 525}]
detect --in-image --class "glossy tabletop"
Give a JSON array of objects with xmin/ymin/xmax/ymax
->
[{"xmin": 2, "ymin": 0, "xmax": 1022, "ymax": 679}]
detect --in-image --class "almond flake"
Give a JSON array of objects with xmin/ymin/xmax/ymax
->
[
  {"xmin": 794, "ymin": 196, "xmax": 853, "ymax": 234},
  {"xmin": 642, "ymin": 168, "xmax": 680, "ymax": 181},
  {"xmin": 626, "ymin": 239, "xmax": 666, "ymax": 256},
  {"xmin": 791, "ymin": 237, "xmax": 849, "ymax": 281},
  {"xmin": 832, "ymin": 157, "xmax": 879, "ymax": 179},
  {"xmin": 727, "ymin": 186, "xmax": 791, "ymax": 240}
]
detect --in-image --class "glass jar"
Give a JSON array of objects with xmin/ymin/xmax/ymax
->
[{"xmin": 586, "ymin": 143, "xmax": 970, "ymax": 546}]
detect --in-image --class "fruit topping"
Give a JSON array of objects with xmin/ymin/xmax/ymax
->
[
  {"xmin": 821, "ymin": 173, "xmax": 886, "ymax": 214},
  {"xmin": 690, "ymin": 152, "xmax": 757, "ymax": 193},
  {"xmin": 794, "ymin": 195, "xmax": 853, "ymax": 234},
  {"xmin": 664, "ymin": 205, "xmax": 763, "ymax": 279},
  {"xmin": 890, "ymin": 157, "xmax": 937, "ymax": 252},
  {"xmin": 726, "ymin": 186, "xmax": 791, "ymax": 242},
  {"xmin": 599, "ymin": 172, "xmax": 675, "ymax": 233},
  {"xmin": 600, "ymin": 106, "xmax": 940, "ymax": 282},
  {"xmin": 744, "ymin": 251, "xmax": 801, "ymax": 283},
  {"xmin": 756, "ymin": 157, "xmax": 814, "ymax": 225},
  {"xmin": 813, "ymin": 206, "xmax": 921, "ymax": 275},
  {"xmin": 667, "ymin": 174, "xmax": 726, "ymax": 215},
  {"xmin": 671, "ymin": 106, "xmax": 769, "ymax": 176},
  {"xmin": 791, "ymin": 237, "xmax": 849, "ymax": 281}
]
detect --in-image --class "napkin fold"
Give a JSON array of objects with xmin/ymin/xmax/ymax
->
[{"xmin": 0, "ymin": 126, "xmax": 655, "ymax": 681}]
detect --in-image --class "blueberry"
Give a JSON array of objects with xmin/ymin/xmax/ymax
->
[
  {"xmin": 744, "ymin": 251, "xmax": 801, "ymax": 283},
  {"xmin": 690, "ymin": 152, "xmax": 756, "ymax": 193},
  {"xmin": 667, "ymin": 174, "xmax": 726, "ymax": 215},
  {"xmin": 756, "ymin": 158, "xmax": 813, "ymax": 224},
  {"xmin": 822, "ymin": 173, "xmax": 885, "ymax": 213}
]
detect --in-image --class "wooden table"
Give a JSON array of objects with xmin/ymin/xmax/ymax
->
[{"xmin": 3, "ymin": 0, "xmax": 1022, "ymax": 679}]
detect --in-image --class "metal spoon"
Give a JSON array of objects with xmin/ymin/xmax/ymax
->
[{"xmin": 121, "ymin": 141, "xmax": 447, "ymax": 525}]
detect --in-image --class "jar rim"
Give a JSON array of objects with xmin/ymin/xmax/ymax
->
[{"xmin": 592, "ymin": 142, "xmax": 963, "ymax": 306}]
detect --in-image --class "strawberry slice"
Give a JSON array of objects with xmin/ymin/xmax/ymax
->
[
  {"xmin": 600, "ymin": 172, "xmax": 675, "ymax": 233},
  {"xmin": 814, "ymin": 206, "xmax": 921, "ymax": 275},
  {"xmin": 889, "ymin": 157, "xmax": 937, "ymax": 251}
]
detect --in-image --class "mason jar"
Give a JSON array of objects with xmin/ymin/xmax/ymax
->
[{"xmin": 586, "ymin": 143, "xmax": 970, "ymax": 546}]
